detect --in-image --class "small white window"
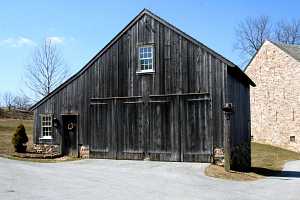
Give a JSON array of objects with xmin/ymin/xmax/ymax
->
[
  {"xmin": 138, "ymin": 46, "xmax": 154, "ymax": 73},
  {"xmin": 40, "ymin": 114, "xmax": 53, "ymax": 139}
]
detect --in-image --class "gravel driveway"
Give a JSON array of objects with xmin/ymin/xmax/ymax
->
[{"xmin": 0, "ymin": 157, "xmax": 299, "ymax": 200}]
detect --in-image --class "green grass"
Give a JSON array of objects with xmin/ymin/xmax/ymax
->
[
  {"xmin": 0, "ymin": 119, "xmax": 33, "ymax": 155},
  {"xmin": 251, "ymin": 142, "xmax": 300, "ymax": 176},
  {"xmin": 205, "ymin": 142, "xmax": 300, "ymax": 181}
]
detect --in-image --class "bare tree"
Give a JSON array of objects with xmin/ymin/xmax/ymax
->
[
  {"xmin": 275, "ymin": 19, "xmax": 300, "ymax": 44},
  {"xmin": 25, "ymin": 40, "xmax": 69, "ymax": 99},
  {"xmin": 12, "ymin": 94, "xmax": 31, "ymax": 110},
  {"xmin": 3, "ymin": 92, "xmax": 14, "ymax": 111},
  {"xmin": 235, "ymin": 15, "xmax": 272, "ymax": 59}
]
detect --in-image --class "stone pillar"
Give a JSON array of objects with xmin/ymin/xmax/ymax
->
[
  {"xmin": 79, "ymin": 145, "xmax": 90, "ymax": 158},
  {"xmin": 213, "ymin": 147, "xmax": 224, "ymax": 166}
]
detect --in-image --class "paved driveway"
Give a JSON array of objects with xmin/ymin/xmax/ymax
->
[{"xmin": 0, "ymin": 157, "xmax": 299, "ymax": 200}]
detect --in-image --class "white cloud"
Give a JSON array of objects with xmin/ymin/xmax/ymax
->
[
  {"xmin": 46, "ymin": 36, "xmax": 64, "ymax": 44},
  {"xmin": 0, "ymin": 37, "xmax": 36, "ymax": 47}
]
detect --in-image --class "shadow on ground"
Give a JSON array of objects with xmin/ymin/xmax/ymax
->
[{"xmin": 252, "ymin": 167, "xmax": 300, "ymax": 178}]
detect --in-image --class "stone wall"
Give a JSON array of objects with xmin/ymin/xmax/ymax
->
[
  {"xmin": 213, "ymin": 147, "xmax": 224, "ymax": 166},
  {"xmin": 246, "ymin": 41, "xmax": 300, "ymax": 152},
  {"xmin": 32, "ymin": 144, "xmax": 60, "ymax": 154},
  {"xmin": 79, "ymin": 145, "xmax": 89, "ymax": 158}
]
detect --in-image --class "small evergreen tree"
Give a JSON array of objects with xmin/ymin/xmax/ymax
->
[{"xmin": 12, "ymin": 124, "xmax": 28, "ymax": 153}]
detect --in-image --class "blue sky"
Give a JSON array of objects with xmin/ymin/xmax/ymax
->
[{"xmin": 1, "ymin": 0, "xmax": 300, "ymax": 96}]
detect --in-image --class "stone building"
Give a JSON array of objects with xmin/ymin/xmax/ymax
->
[{"xmin": 245, "ymin": 40, "xmax": 300, "ymax": 152}]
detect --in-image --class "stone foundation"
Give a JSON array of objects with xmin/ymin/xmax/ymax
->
[
  {"xmin": 32, "ymin": 144, "xmax": 60, "ymax": 154},
  {"xmin": 79, "ymin": 145, "xmax": 89, "ymax": 158},
  {"xmin": 213, "ymin": 147, "xmax": 224, "ymax": 166}
]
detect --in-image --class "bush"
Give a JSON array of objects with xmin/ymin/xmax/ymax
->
[{"xmin": 12, "ymin": 124, "xmax": 28, "ymax": 153}]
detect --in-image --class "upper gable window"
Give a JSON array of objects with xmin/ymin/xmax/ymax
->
[{"xmin": 138, "ymin": 46, "xmax": 154, "ymax": 73}]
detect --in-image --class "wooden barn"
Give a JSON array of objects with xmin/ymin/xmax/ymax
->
[{"xmin": 30, "ymin": 9, "xmax": 255, "ymax": 170}]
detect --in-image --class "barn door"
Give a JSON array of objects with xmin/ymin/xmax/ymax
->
[
  {"xmin": 117, "ymin": 100, "xmax": 145, "ymax": 160},
  {"xmin": 116, "ymin": 97, "xmax": 179, "ymax": 161},
  {"xmin": 148, "ymin": 100, "xmax": 179, "ymax": 161},
  {"xmin": 90, "ymin": 101, "xmax": 115, "ymax": 159},
  {"xmin": 182, "ymin": 98, "xmax": 212, "ymax": 162},
  {"xmin": 89, "ymin": 95, "xmax": 211, "ymax": 162}
]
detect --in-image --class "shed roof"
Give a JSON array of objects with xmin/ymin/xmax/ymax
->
[{"xmin": 30, "ymin": 9, "xmax": 255, "ymax": 110}]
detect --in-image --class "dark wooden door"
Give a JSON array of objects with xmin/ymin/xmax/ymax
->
[
  {"xmin": 90, "ymin": 101, "xmax": 115, "ymax": 159},
  {"xmin": 62, "ymin": 115, "xmax": 78, "ymax": 157},
  {"xmin": 182, "ymin": 98, "xmax": 212, "ymax": 162},
  {"xmin": 117, "ymin": 100, "xmax": 145, "ymax": 160},
  {"xmin": 148, "ymin": 101, "xmax": 175, "ymax": 161}
]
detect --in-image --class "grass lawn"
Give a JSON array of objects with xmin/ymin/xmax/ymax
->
[
  {"xmin": 251, "ymin": 142, "xmax": 300, "ymax": 175},
  {"xmin": 205, "ymin": 142, "xmax": 300, "ymax": 181},
  {"xmin": 0, "ymin": 118, "xmax": 33, "ymax": 155}
]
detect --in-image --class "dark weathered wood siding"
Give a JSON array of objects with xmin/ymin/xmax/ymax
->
[
  {"xmin": 33, "ymin": 11, "xmax": 251, "ymax": 163},
  {"xmin": 227, "ymin": 72, "xmax": 250, "ymax": 146},
  {"xmin": 227, "ymin": 71, "xmax": 251, "ymax": 169}
]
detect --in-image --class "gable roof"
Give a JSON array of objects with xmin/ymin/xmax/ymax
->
[
  {"xmin": 271, "ymin": 41, "xmax": 300, "ymax": 62},
  {"xmin": 244, "ymin": 40, "xmax": 300, "ymax": 72},
  {"xmin": 30, "ymin": 8, "xmax": 255, "ymax": 111}
]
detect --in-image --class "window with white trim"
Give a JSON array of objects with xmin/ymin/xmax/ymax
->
[
  {"xmin": 41, "ymin": 114, "xmax": 52, "ymax": 139},
  {"xmin": 138, "ymin": 46, "xmax": 154, "ymax": 72}
]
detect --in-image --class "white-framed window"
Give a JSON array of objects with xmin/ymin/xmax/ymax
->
[
  {"xmin": 138, "ymin": 46, "xmax": 154, "ymax": 73},
  {"xmin": 40, "ymin": 114, "xmax": 53, "ymax": 139}
]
